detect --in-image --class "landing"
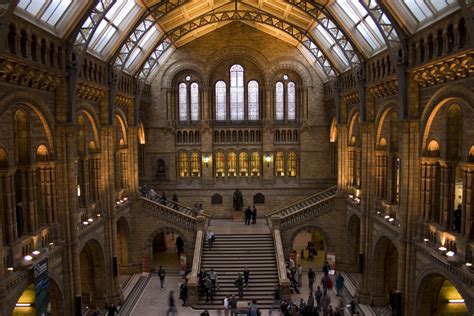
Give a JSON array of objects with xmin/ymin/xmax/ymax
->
[{"xmin": 209, "ymin": 218, "xmax": 271, "ymax": 234}]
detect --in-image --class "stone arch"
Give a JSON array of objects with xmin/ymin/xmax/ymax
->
[
  {"xmin": 469, "ymin": 145, "xmax": 474, "ymax": 162},
  {"xmin": 145, "ymin": 226, "xmax": 189, "ymax": 256},
  {"xmin": 372, "ymin": 235, "xmax": 399, "ymax": 305},
  {"xmin": 138, "ymin": 122, "xmax": 146, "ymax": 144},
  {"xmin": 0, "ymin": 147, "xmax": 9, "ymax": 168},
  {"xmin": 6, "ymin": 272, "xmax": 34, "ymax": 316},
  {"xmin": 117, "ymin": 216, "xmax": 131, "ymax": 270},
  {"xmin": 288, "ymin": 224, "xmax": 334, "ymax": 253},
  {"xmin": 329, "ymin": 118, "xmax": 337, "ymax": 143},
  {"xmin": 416, "ymin": 269, "xmax": 473, "ymax": 315},
  {"xmin": 421, "ymin": 84, "xmax": 474, "ymax": 152},
  {"xmin": 269, "ymin": 56, "xmax": 314, "ymax": 87},
  {"xmin": 47, "ymin": 272, "xmax": 65, "ymax": 315},
  {"xmin": 347, "ymin": 214, "xmax": 361, "ymax": 267},
  {"xmin": 160, "ymin": 59, "xmax": 207, "ymax": 89},
  {"xmin": 77, "ymin": 105, "xmax": 101, "ymax": 150},
  {"xmin": 79, "ymin": 238, "xmax": 106, "ymax": 306},
  {"xmin": 115, "ymin": 111, "xmax": 128, "ymax": 146},
  {"xmin": 347, "ymin": 110, "xmax": 360, "ymax": 145},
  {"xmin": 36, "ymin": 144, "xmax": 50, "ymax": 162},
  {"xmin": 375, "ymin": 103, "xmax": 398, "ymax": 148}
]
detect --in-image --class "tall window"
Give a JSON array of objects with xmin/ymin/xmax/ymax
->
[
  {"xmin": 288, "ymin": 152, "xmax": 297, "ymax": 176},
  {"xmin": 251, "ymin": 152, "xmax": 260, "ymax": 176},
  {"xmin": 275, "ymin": 82, "xmax": 284, "ymax": 120},
  {"xmin": 230, "ymin": 65, "xmax": 244, "ymax": 120},
  {"xmin": 178, "ymin": 83, "xmax": 188, "ymax": 121},
  {"xmin": 248, "ymin": 80, "xmax": 259, "ymax": 120},
  {"xmin": 239, "ymin": 152, "xmax": 249, "ymax": 176},
  {"xmin": 215, "ymin": 152, "xmax": 225, "ymax": 177},
  {"xmin": 190, "ymin": 83, "xmax": 199, "ymax": 121},
  {"xmin": 275, "ymin": 152, "xmax": 285, "ymax": 176},
  {"xmin": 215, "ymin": 81, "xmax": 226, "ymax": 121},
  {"xmin": 228, "ymin": 152, "xmax": 237, "ymax": 177},
  {"xmin": 179, "ymin": 152, "xmax": 188, "ymax": 177},
  {"xmin": 287, "ymin": 82, "xmax": 296, "ymax": 120},
  {"xmin": 191, "ymin": 152, "xmax": 200, "ymax": 177}
]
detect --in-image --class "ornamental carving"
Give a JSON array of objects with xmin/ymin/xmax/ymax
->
[
  {"xmin": 413, "ymin": 51, "xmax": 473, "ymax": 87},
  {"xmin": 368, "ymin": 78, "xmax": 399, "ymax": 98},
  {"xmin": 76, "ymin": 81, "xmax": 106, "ymax": 102}
]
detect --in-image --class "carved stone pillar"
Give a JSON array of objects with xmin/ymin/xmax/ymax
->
[
  {"xmin": 375, "ymin": 151, "xmax": 388, "ymax": 199},
  {"xmin": 420, "ymin": 158, "xmax": 439, "ymax": 222},
  {"xmin": 347, "ymin": 147, "xmax": 355, "ymax": 193},
  {"xmin": 25, "ymin": 167, "xmax": 37, "ymax": 233},
  {"xmin": 461, "ymin": 163, "xmax": 474, "ymax": 239},
  {"xmin": 336, "ymin": 124, "xmax": 348, "ymax": 193},
  {"xmin": 0, "ymin": 172, "xmax": 15, "ymax": 243},
  {"xmin": 439, "ymin": 160, "xmax": 456, "ymax": 229},
  {"xmin": 89, "ymin": 156, "xmax": 100, "ymax": 204}
]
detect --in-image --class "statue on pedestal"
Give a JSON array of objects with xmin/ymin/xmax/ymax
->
[{"xmin": 233, "ymin": 188, "xmax": 243, "ymax": 212}]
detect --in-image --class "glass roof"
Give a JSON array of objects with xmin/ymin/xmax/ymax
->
[{"xmin": 12, "ymin": 0, "xmax": 463, "ymax": 82}]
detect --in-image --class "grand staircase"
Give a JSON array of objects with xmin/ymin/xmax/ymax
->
[{"xmin": 198, "ymin": 233, "xmax": 279, "ymax": 309}]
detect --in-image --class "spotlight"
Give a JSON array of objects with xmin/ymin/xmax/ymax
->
[
  {"xmin": 16, "ymin": 303, "xmax": 32, "ymax": 307},
  {"xmin": 446, "ymin": 251, "xmax": 455, "ymax": 257},
  {"xmin": 384, "ymin": 215, "xmax": 390, "ymax": 219},
  {"xmin": 97, "ymin": 213, "xmax": 101, "ymax": 217},
  {"xmin": 7, "ymin": 267, "xmax": 14, "ymax": 271},
  {"xmin": 48, "ymin": 242, "xmax": 54, "ymax": 247},
  {"xmin": 88, "ymin": 218, "xmax": 93, "ymax": 222},
  {"xmin": 24, "ymin": 255, "xmax": 33, "ymax": 261},
  {"xmin": 423, "ymin": 238, "xmax": 429, "ymax": 242},
  {"xmin": 83, "ymin": 221, "xmax": 89, "ymax": 225},
  {"xmin": 32, "ymin": 250, "xmax": 40, "ymax": 256},
  {"xmin": 465, "ymin": 262, "xmax": 472, "ymax": 267},
  {"xmin": 448, "ymin": 299, "xmax": 464, "ymax": 303},
  {"xmin": 388, "ymin": 218, "xmax": 395, "ymax": 222},
  {"xmin": 438, "ymin": 246, "xmax": 447, "ymax": 252}
]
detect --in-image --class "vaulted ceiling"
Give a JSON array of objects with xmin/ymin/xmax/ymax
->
[{"xmin": 15, "ymin": 0, "xmax": 459, "ymax": 82}]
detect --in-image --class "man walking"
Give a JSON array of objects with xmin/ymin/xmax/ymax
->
[
  {"xmin": 335, "ymin": 272, "xmax": 345, "ymax": 297},
  {"xmin": 207, "ymin": 229, "xmax": 215, "ymax": 250},
  {"xmin": 166, "ymin": 291, "xmax": 177, "ymax": 316},
  {"xmin": 234, "ymin": 273, "xmax": 244, "ymax": 299},
  {"xmin": 251, "ymin": 205, "xmax": 257, "ymax": 224},
  {"xmin": 308, "ymin": 268, "xmax": 315, "ymax": 293},
  {"xmin": 158, "ymin": 266, "xmax": 166, "ymax": 289},
  {"xmin": 243, "ymin": 267, "xmax": 250, "ymax": 287},
  {"xmin": 223, "ymin": 295, "xmax": 230, "ymax": 316},
  {"xmin": 176, "ymin": 236, "xmax": 184, "ymax": 258},
  {"xmin": 314, "ymin": 286, "xmax": 323, "ymax": 307},
  {"xmin": 209, "ymin": 268, "xmax": 218, "ymax": 293},
  {"xmin": 245, "ymin": 206, "xmax": 252, "ymax": 225},
  {"xmin": 204, "ymin": 275, "xmax": 214, "ymax": 302}
]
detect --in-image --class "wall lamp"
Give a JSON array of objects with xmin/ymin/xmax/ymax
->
[
  {"xmin": 265, "ymin": 154, "xmax": 272, "ymax": 167},
  {"xmin": 203, "ymin": 155, "xmax": 210, "ymax": 168}
]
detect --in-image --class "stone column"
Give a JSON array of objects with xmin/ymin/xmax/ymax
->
[
  {"xmin": 127, "ymin": 126, "xmax": 139, "ymax": 194},
  {"xmin": 439, "ymin": 160, "xmax": 456, "ymax": 229},
  {"xmin": 25, "ymin": 167, "xmax": 37, "ymax": 233},
  {"xmin": 375, "ymin": 151, "xmax": 388, "ymax": 199},
  {"xmin": 89, "ymin": 156, "xmax": 100, "ymax": 204},
  {"xmin": 337, "ymin": 124, "xmax": 348, "ymax": 193},
  {"xmin": 461, "ymin": 163, "xmax": 474, "ymax": 239},
  {"xmin": 1, "ymin": 172, "xmax": 16, "ymax": 243},
  {"xmin": 420, "ymin": 158, "xmax": 439, "ymax": 222}
]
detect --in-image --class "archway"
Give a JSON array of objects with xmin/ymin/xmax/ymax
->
[
  {"xmin": 372, "ymin": 236, "xmax": 398, "ymax": 305},
  {"xmin": 117, "ymin": 217, "xmax": 130, "ymax": 273},
  {"xmin": 151, "ymin": 229, "xmax": 185, "ymax": 271},
  {"xmin": 418, "ymin": 274, "xmax": 469, "ymax": 316},
  {"xmin": 291, "ymin": 226, "xmax": 327, "ymax": 269},
  {"xmin": 12, "ymin": 279, "xmax": 62, "ymax": 316},
  {"xmin": 80, "ymin": 239, "xmax": 106, "ymax": 307},
  {"xmin": 347, "ymin": 215, "xmax": 360, "ymax": 268}
]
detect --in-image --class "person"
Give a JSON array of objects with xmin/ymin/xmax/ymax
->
[
  {"xmin": 245, "ymin": 206, "xmax": 252, "ymax": 225},
  {"xmin": 172, "ymin": 192, "xmax": 179, "ymax": 210},
  {"xmin": 299, "ymin": 298, "xmax": 307, "ymax": 315},
  {"xmin": 176, "ymin": 236, "xmax": 184, "ymax": 258},
  {"xmin": 166, "ymin": 291, "xmax": 176, "ymax": 316},
  {"xmin": 209, "ymin": 268, "xmax": 218, "ymax": 293},
  {"xmin": 269, "ymin": 287, "xmax": 281, "ymax": 315},
  {"xmin": 288, "ymin": 268, "xmax": 300, "ymax": 294},
  {"xmin": 200, "ymin": 310, "xmax": 210, "ymax": 316},
  {"xmin": 308, "ymin": 268, "xmax": 315, "ymax": 293},
  {"xmin": 320, "ymin": 294, "xmax": 331, "ymax": 315},
  {"xmin": 234, "ymin": 273, "xmax": 244, "ymax": 299},
  {"xmin": 251, "ymin": 205, "xmax": 257, "ymax": 224},
  {"xmin": 204, "ymin": 275, "xmax": 214, "ymax": 302},
  {"xmin": 106, "ymin": 303, "xmax": 118, "ymax": 316},
  {"xmin": 454, "ymin": 204, "xmax": 462, "ymax": 233},
  {"xmin": 314, "ymin": 286, "xmax": 323, "ymax": 307},
  {"xmin": 179, "ymin": 282, "xmax": 188, "ymax": 306},
  {"xmin": 198, "ymin": 269, "xmax": 206, "ymax": 295},
  {"xmin": 158, "ymin": 266, "xmax": 166, "ymax": 289},
  {"xmin": 335, "ymin": 272, "xmax": 345, "ymax": 296},
  {"xmin": 207, "ymin": 229, "xmax": 215, "ymax": 250},
  {"xmin": 306, "ymin": 294, "xmax": 315, "ymax": 315},
  {"xmin": 161, "ymin": 192, "xmax": 167, "ymax": 205},
  {"xmin": 233, "ymin": 188, "xmax": 243, "ymax": 211},
  {"xmin": 249, "ymin": 300, "xmax": 260, "ymax": 316},
  {"xmin": 229, "ymin": 295, "xmax": 237, "ymax": 316},
  {"xmin": 297, "ymin": 264, "xmax": 303, "ymax": 287},
  {"xmin": 323, "ymin": 261, "xmax": 330, "ymax": 275},
  {"xmin": 300, "ymin": 248, "xmax": 305, "ymax": 260},
  {"xmin": 289, "ymin": 257, "xmax": 295, "ymax": 270},
  {"xmin": 321, "ymin": 273, "xmax": 331, "ymax": 294},
  {"xmin": 243, "ymin": 267, "xmax": 250, "ymax": 287},
  {"xmin": 223, "ymin": 295, "xmax": 230, "ymax": 316}
]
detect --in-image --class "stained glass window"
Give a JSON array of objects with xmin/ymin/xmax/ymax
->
[
  {"xmin": 239, "ymin": 153, "xmax": 249, "ymax": 176},
  {"xmin": 215, "ymin": 152, "xmax": 225, "ymax": 177},
  {"xmin": 248, "ymin": 80, "xmax": 259, "ymax": 121},
  {"xmin": 275, "ymin": 82, "xmax": 284, "ymax": 120},
  {"xmin": 275, "ymin": 152, "xmax": 285, "ymax": 177},
  {"xmin": 215, "ymin": 81, "xmax": 226, "ymax": 121},
  {"xmin": 251, "ymin": 152, "xmax": 260, "ymax": 176},
  {"xmin": 191, "ymin": 152, "xmax": 200, "ymax": 177},
  {"xmin": 191, "ymin": 83, "xmax": 199, "ymax": 121},
  {"xmin": 230, "ymin": 64, "xmax": 244, "ymax": 121},
  {"xmin": 178, "ymin": 83, "xmax": 188, "ymax": 122},
  {"xmin": 228, "ymin": 152, "xmax": 237, "ymax": 177},
  {"xmin": 179, "ymin": 152, "xmax": 188, "ymax": 177},
  {"xmin": 287, "ymin": 82, "xmax": 296, "ymax": 120},
  {"xmin": 288, "ymin": 152, "xmax": 297, "ymax": 177}
]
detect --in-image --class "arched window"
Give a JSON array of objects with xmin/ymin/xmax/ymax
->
[
  {"xmin": 248, "ymin": 80, "xmax": 259, "ymax": 120},
  {"xmin": 239, "ymin": 152, "xmax": 248, "ymax": 176},
  {"xmin": 230, "ymin": 64, "xmax": 244, "ymax": 121},
  {"xmin": 251, "ymin": 152, "xmax": 260, "ymax": 176},
  {"xmin": 215, "ymin": 81, "xmax": 226, "ymax": 121},
  {"xmin": 190, "ymin": 83, "xmax": 199, "ymax": 121},
  {"xmin": 275, "ymin": 152, "xmax": 285, "ymax": 177},
  {"xmin": 288, "ymin": 152, "xmax": 297, "ymax": 177},
  {"xmin": 178, "ymin": 152, "xmax": 188, "ymax": 177},
  {"xmin": 287, "ymin": 82, "xmax": 296, "ymax": 120},
  {"xmin": 275, "ymin": 82, "xmax": 284, "ymax": 120},
  {"xmin": 178, "ymin": 83, "xmax": 187, "ymax": 121},
  {"xmin": 215, "ymin": 152, "xmax": 225, "ymax": 177},
  {"xmin": 228, "ymin": 152, "xmax": 237, "ymax": 177},
  {"xmin": 191, "ymin": 152, "xmax": 200, "ymax": 177}
]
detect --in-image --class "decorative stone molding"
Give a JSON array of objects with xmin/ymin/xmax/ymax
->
[
  {"xmin": 76, "ymin": 81, "xmax": 106, "ymax": 102},
  {"xmin": 368, "ymin": 78, "xmax": 399, "ymax": 98}
]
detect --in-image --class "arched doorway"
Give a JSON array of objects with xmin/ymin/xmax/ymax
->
[
  {"xmin": 80, "ymin": 239, "xmax": 106, "ymax": 307},
  {"xmin": 347, "ymin": 215, "xmax": 360, "ymax": 268},
  {"xmin": 418, "ymin": 274, "xmax": 469, "ymax": 316},
  {"xmin": 373, "ymin": 236, "xmax": 398, "ymax": 305},
  {"xmin": 151, "ymin": 229, "xmax": 185, "ymax": 270},
  {"xmin": 12, "ymin": 280, "xmax": 62, "ymax": 316},
  {"xmin": 116, "ymin": 217, "xmax": 130, "ymax": 273},
  {"xmin": 291, "ymin": 227, "xmax": 327, "ymax": 269}
]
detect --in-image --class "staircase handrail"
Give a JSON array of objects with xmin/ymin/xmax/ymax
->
[
  {"xmin": 139, "ymin": 191, "xmax": 211, "ymax": 219},
  {"xmin": 279, "ymin": 194, "xmax": 336, "ymax": 229},
  {"xmin": 269, "ymin": 216, "xmax": 291, "ymax": 300},
  {"xmin": 188, "ymin": 219, "xmax": 206, "ymax": 306},
  {"xmin": 140, "ymin": 197, "xmax": 206, "ymax": 231},
  {"xmin": 265, "ymin": 186, "xmax": 337, "ymax": 218}
]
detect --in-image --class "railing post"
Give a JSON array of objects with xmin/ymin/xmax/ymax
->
[
  {"xmin": 270, "ymin": 215, "xmax": 291, "ymax": 300},
  {"xmin": 188, "ymin": 215, "xmax": 206, "ymax": 306}
]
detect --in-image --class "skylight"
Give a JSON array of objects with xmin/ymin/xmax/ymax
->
[
  {"xmin": 314, "ymin": 25, "xmax": 350, "ymax": 70},
  {"xmin": 402, "ymin": 0, "xmax": 457, "ymax": 23},
  {"xmin": 125, "ymin": 25, "xmax": 161, "ymax": 73},
  {"xmin": 17, "ymin": 0, "xmax": 72, "ymax": 26}
]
